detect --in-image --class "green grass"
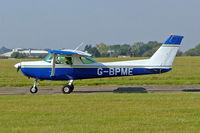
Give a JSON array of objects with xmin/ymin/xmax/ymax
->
[
  {"xmin": 0, "ymin": 56, "xmax": 200, "ymax": 87},
  {"xmin": 0, "ymin": 93, "xmax": 200, "ymax": 132}
]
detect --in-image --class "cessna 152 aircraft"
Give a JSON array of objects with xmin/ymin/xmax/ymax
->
[{"xmin": 14, "ymin": 34, "xmax": 183, "ymax": 94}]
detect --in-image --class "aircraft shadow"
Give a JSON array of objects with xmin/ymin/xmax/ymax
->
[
  {"xmin": 182, "ymin": 89, "xmax": 200, "ymax": 92},
  {"xmin": 113, "ymin": 87, "xmax": 148, "ymax": 93},
  {"xmin": 74, "ymin": 87, "xmax": 148, "ymax": 94}
]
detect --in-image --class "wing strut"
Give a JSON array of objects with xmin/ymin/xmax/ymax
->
[{"xmin": 51, "ymin": 53, "xmax": 56, "ymax": 77}]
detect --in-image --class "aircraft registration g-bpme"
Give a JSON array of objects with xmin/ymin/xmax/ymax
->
[{"xmin": 14, "ymin": 34, "xmax": 183, "ymax": 94}]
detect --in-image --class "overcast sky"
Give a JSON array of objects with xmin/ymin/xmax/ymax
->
[{"xmin": 0, "ymin": 0, "xmax": 200, "ymax": 51}]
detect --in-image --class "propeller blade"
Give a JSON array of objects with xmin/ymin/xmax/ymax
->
[
  {"xmin": 14, "ymin": 63, "xmax": 21, "ymax": 72},
  {"xmin": 17, "ymin": 66, "xmax": 21, "ymax": 72}
]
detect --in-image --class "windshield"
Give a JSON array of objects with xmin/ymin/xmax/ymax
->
[
  {"xmin": 43, "ymin": 53, "xmax": 52, "ymax": 63},
  {"xmin": 80, "ymin": 56, "xmax": 96, "ymax": 64}
]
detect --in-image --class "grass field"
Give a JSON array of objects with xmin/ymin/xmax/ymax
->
[
  {"xmin": 0, "ymin": 56, "xmax": 200, "ymax": 87},
  {"xmin": 0, "ymin": 93, "xmax": 200, "ymax": 132},
  {"xmin": 1, "ymin": 57, "xmax": 200, "ymax": 132}
]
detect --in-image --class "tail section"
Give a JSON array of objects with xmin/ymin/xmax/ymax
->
[{"xmin": 149, "ymin": 34, "xmax": 184, "ymax": 67}]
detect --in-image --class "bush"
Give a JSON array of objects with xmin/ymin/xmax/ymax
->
[{"xmin": 11, "ymin": 52, "xmax": 27, "ymax": 58}]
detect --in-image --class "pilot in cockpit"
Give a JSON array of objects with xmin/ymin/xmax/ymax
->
[{"xmin": 65, "ymin": 57, "xmax": 72, "ymax": 65}]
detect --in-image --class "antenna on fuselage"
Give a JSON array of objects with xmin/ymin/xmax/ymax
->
[{"xmin": 73, "ymin": 42, "xmax": 84, "ymax": 52}]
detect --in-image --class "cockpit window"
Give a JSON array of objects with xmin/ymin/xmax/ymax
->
[
  {"xmin": 56, "ymin": 54, "xmax": 73, "ymax": 65},
  {"xmin": 43, "ymin": 53, "xmax": 52, "ymax": 63},
  {"xmin": 43, "ymin": 54, "xmax": 73, "ymax": 65},
  {"xmin": 80, "ymin": 56, "xmax": 96, "ymax": 64}
]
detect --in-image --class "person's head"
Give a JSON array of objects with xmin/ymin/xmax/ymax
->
[{"xmin": 66, "ymin": 57, "xmax": 71, "ymax": 60}]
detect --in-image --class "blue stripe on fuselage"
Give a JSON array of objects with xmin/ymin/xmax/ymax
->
[{"xmin": 21, "ymin": 67, "xmax": 172, "ymax": 80}]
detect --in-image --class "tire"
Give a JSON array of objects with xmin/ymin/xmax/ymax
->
[
  {"xmin": 30, "ymin": 86, "xmax": 38, "ymax": 94},
  {"xmin": 62, "ymin": 84, "xmax": 74, "ymax": 94}
]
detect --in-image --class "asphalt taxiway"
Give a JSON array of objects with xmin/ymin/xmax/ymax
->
[{"xmin": 0, "ymin": 85, "xmax": 200, "ymax": 95}]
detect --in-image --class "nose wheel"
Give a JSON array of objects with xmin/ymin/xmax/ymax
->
[{"xmin": 30, "ymin": 79, "xmax": 39, "ymax": 94}]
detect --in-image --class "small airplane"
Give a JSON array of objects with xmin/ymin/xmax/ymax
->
[{"xmin": 14, "ymin": 34, "xmax": 183, "ymax": 94}]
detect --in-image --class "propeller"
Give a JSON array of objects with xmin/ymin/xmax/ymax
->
[
  {"xmin": 17, "ymin": 65, "xmax": 21, "ymax": 72},
  {"xmin": 14, "ymin": 62, "xmax": 21, "ymax": 72}
]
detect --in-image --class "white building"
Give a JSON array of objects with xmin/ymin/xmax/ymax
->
[{"xmin": 0, "ymin": 48, "xmax": 48, "ymax": 57}]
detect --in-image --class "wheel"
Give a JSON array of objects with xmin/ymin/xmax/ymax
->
[
  {"xmin": 62, "ymin": 84, "xmax": 74, "ymax": 94},
  {"xmin": 30, "ymin": 86, "xmax": 38, "ymax": 94}
]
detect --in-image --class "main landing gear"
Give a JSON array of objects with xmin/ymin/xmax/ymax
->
[
  {"xmin": 62, "ymin": 80, "xmax": 74, "ymax": 94},
  {"xmin": 29, "ymin": 79, "xmax": 74, "ymax": 94}
]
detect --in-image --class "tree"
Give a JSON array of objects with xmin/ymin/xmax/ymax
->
[
  {"xmin": 90, "ymin": 47, "xmax": 101, "ymax": 57},
  {"xmin": 84, "ymin": 45, "xmax": 100, "ymax": 57},
  {"xmin": 96, "ymin": 43, "xmax": 109, "ymax": 57},
  {"xmin": 84, "ymin": 45, "xmax": 92, "ymax": 52},
  {"xmin": 142, "ymin": 46, "xmax": 160, "ymax": 57},
  {"xmin": 176, "ymin": 50, "xmax": 183, "ymax": 56},
  {"xmin": 132, "ymin": 42, "xmax": 145, "ymax": 57},
  {"xmin": 119, "ymin": 44, "xmax": 131, "ymax": 56},
  {"xmin": 109, "ymin": 45, "xmax": 121, "ymax": 57},
  {"xmin": 84, "ymin": 41, "xmax": 166, "ymax": 57},
  {"xmin": 184, "ymin": 44, "xmax": 200, "ymax": 56},
  {"xmin": 11, "ymin": 52, "xmax": 27, "ymax": 58},
  {"xmin": 132, "ymin": 41, "xmax": 161, "ymax": 57}
]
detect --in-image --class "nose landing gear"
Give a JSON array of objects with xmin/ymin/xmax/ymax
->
[{"xmin": 30, "ymin": 79, "xmax": 39, "ymax": 94}]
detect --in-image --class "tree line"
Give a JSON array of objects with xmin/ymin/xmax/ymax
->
[
  {"xmin": 1, "ymin": 42, "xmax": 200, "ymax": 58},
  {"xmin": 84, "ymin": 42, "xmax": 200, "ymax": 57}
]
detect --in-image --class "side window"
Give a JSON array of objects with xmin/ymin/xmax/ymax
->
[
  {"xmin": 80, "ymin": 56, "xmax": 96, "ymax": 64},
  {"xmin": 56, "ymin": 54, "xmax": 73, "ymax": 65}
]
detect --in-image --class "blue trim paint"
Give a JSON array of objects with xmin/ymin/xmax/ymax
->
[
  {"xmin": 21, "ymin": 67, "xmax": 172, "ymax": 80},
  {"xmin": 48, "ymin": 50, "xmax": 77, "ymax": 55},
  {"xmin": 164, "ymin": 35, "xmax": 184, "ymax": 44}
]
